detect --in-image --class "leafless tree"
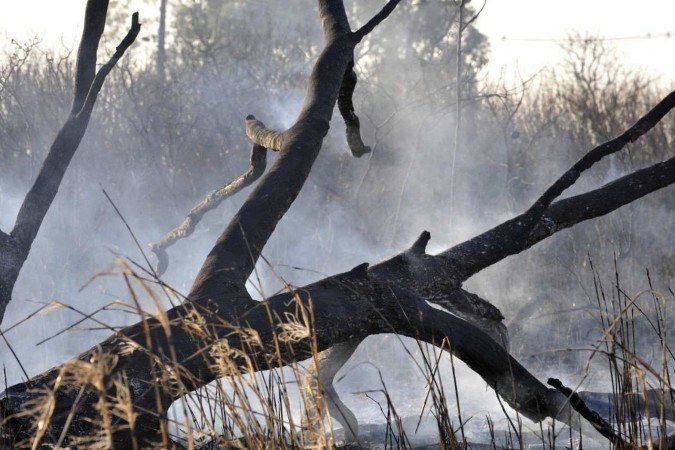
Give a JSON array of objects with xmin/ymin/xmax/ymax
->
[
  {"xmin": 2, "ymin": 1, "xmax": 675, "ymax": 448},
  {"xmin": 0, "ymin": 0, "xmax": 140, "ymax": 324}
]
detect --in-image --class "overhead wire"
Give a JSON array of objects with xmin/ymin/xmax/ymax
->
[{"xmin": 498, "ymin": 32, "xmax": 674, "ymax": 43}]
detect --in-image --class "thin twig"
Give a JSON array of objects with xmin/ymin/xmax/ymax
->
[
  {"xmin": 150, "ymin": 144, "xmax": 268, "ymax": 275},
  {"xmin": 548, "ymin": 377, "xmax": 635, "ymax": 449},
  {"xmin": 354, "ymin": 0, "xmax": 403, "ymax": 40}
]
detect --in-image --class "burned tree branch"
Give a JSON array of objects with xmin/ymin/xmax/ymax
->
[
  {"xmin": 338, "ymin": 60, "xmax": 371, "ymax": 157},
  {"xmin": 71, "ymin": 0, "xmax": 110, "ymax": 114},
  {"xmin": 150, "ymin": 144, "xmax": 268, "ymax": 275},
  {"xmin": 520, "ymin": 90, "xmax": 675, "ymax": 233},
  {"xmin": 12, "ymin": 10, "xmax": 141, "ymax": 255},
  {"xmin": 0, "ymin": 2, "xmax": 140, "ymax": 325},
  {"xmin": 527, "ymin": 155, "xmax": 675, "ymax": 246},
  {"xmin": 354, "ymin": 0, "xmax": 403, "ymax": 41},
  {"xmin": 244, "ymin": 115, "xmax": 285, "ymax": 151},
  {"xmin": 1, "ymin": 254, "xmax": 577, "ymax": 447},
  {"xmin": 440, "ymin": 90, "xmax": 675, "ymax": 283},
  {"xmin": 189, "ymin": 0, "xmax": 360, "ymax": 301},
  {"xmin": 77, "ymin": 12, "xmax": 141, "ymax": 118},
  {"xmin": 548, "ymin": 378, "xmax": 633, "ymax": 449},
  {"xmin": 3, "ymin": 0, "xmax": 675, "ymax": 448},
  {"xmin": 440, "ymin": 152, "xmax": 675, "ymax": 285}
]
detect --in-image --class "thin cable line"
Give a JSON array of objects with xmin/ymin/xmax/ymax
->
[{"xmin": 498, "ymin": 31, "xmax": 674, "ymax": 43}]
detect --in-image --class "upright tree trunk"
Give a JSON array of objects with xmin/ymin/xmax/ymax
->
[
  {"xmin": 0, "ymin": 1, "xmax": 140, "ymax": 326},
  {"xmin": 157, "ymin": 0, "xmax": 167, "ymax": 83}
]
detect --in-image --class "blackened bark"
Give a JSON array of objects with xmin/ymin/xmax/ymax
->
[
  {"xmin": 337, "ymin": 61, "xmax": 371, "ymax": 157},
  {"xmin": 441, "ymin": 90, "xmax": 675, "ymax": 284},
  {"xmin": 549, "ymin": 378, "xmax": 631, "ymax": 449},
  {"xmin": 0, "ymin": 4, "xmax": 140, "ymax": 326},
  {"xmin": 0, "ymin": 234, "xmax": 21, "ymax": 321},
  {"xmin": 188, "ymin": 1, "xmax": 359, "ymax": 301},
  {"xmin": 72, "ymin": 0, "xmax": 110, "ymax": 114},
  {"xmin": 0, "ymin": 256, "xmax": 562, "ymax": 447},
  {"xmin": 2, "ymin": 0, "xmax": 675, "ymax": 448}
]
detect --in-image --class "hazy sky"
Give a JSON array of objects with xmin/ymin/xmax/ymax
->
[
  {"xmin": 480, "ymin": 0, "xmax": 675, "ymax": 84},
  {"xmin": 0, "ymin": 0, "xmax": 674, "ymax": 83}
]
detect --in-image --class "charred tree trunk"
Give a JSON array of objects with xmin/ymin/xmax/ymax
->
[{"xmin": 0, "ymin": 0, "xmax": 140, "ymax": 325}]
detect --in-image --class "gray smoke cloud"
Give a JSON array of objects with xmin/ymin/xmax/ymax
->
[{"xmin": 1, "ymin": 0, "xmax": 674, "ymax": 446}]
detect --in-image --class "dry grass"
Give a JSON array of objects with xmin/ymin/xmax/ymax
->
[{"xmin": 2, "ymin": 256, "xmax": 675, "ymax": 449}]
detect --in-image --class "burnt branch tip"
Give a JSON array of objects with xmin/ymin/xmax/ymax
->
[
  {"xmin": 76, "ymin": 12, "xmax": 141, "ymax": 118},
  {"xmin": 338, "ymin": 61, "xmax": 371, "ymax": 157},
  {"xmin": 409, "ymin": 230, "xmax": 431, "ymax": 255},
  {"xmin": 354, "ymin": 0, "xmax": 403, "ymax": 41},
  {"xmin": 548, "ymin": 378, "xmax": 634, "ymax": 450},
  {"xmin": 245, "ymin": 115, "xmax": 285, "ymax": 151}
]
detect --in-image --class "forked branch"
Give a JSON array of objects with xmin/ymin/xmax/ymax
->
[
  {"xmin": 76, "ymin": 12, "xmax": 141, "ymax": 118},
  {"xmin": 189, "ymin": 1, "xmax": 358, "ymax": 299},
  {"xmin": 71, "ymin": 0, "xmax": 110, "ymax": 114},
  {"xmin": 440, "ymin": 90, "xmax": 675, "ymax": 283},
  {"xmin": 10, "ymin": 9, "xmax": 142, "ymax": 253},
  {"xmin": 527, "ymin": 155, "xmax": 675, "ymax": 247},
  {"xmin": 354, "ymin": 0, "xmax": 403, "ymax": 41},
  {"xmin": 520, "ymin": 90, "xmax": 675, "ymax": 234},
  {"xmin": 185, "ymin": 0, "xmax": 407, "ymax": 300},
  {"xmin": 0, "ymin": 1, "xmax": 140, "ymax": 325}
]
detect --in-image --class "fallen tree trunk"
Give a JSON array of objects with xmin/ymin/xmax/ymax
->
[{"xmin": 1, "ymin": 238, "xmax": 575, "ymax": 447}]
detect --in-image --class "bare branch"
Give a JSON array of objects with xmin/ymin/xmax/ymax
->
[
  {"xmin": 0, "ymin": 261, "xmax": 589, "ymax": 446},
  {"xmin": 150, "ymin": 144, "xmax": 268, "ymax": 275},
  {"xmin": 440, "ymin": 90, "xmax": 675, "ymax": 282},
  {"xmin": 526, "ymin": 154, "xmax": 675, "ymax": 247},
  {"xmin": 188, "ymin": 1, "xmax": 358, "ymax": 300},
  {"xmin": 0, "ymin": 6, "xmax": 140, "ymax": 327},
  {"xmin": 522, "ymin": 90, "xmax": 675, "ymax": 229},
  {"xmin": 10, "ymin": 12, "xmax": 141, "ymax": 252},
  {"xmin": 338, "ymin": 61, "xmax": 371, "ymax": 157},
  {"xmin": 76, "ymin": 12, "xmax": 142, "ymax": 118},
  {"xmin": 354, "ymin": 0, "xmax": 403, "ymax": 41},
  {"xmin": 71, "ymin": 0, "xmax": 110, "ymax": 114},
  {"xmin": 245, "ymin": 115, "xmax": 285, "ymax": 151},
  {"xmin": 548, "ymin": 378, "xmax": 632, "ymax": 449}
]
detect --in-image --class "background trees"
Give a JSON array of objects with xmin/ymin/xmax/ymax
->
[{"xmin": 1, "ymin": 0, "xmax": 674, "ymax": 447}]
